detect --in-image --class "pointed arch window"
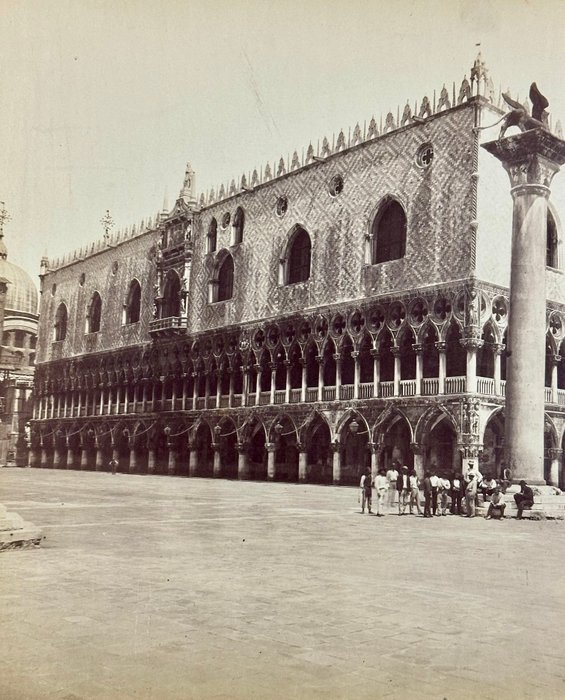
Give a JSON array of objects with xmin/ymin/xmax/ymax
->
[
  {"xmin": 217, "ymin": 255, "xmax": 234, "ymax": 301},
  {"xmin": 86, "ymin": 292, "xmax": 102, "ymax": 334},
  {"xmin": 233, "ymin": 207, "xmax": 245, "ymax": 245},
  {"xmin": 123, "ymin": 279, "xmax": 141, "ymax": 324},
  {"xmin": 286, "ymin": 226, "xmax": 311, "ymax": 284},
  {"xmin": 54, "ymin": 303, "xmax": 68, "ymax": 341},
  {"xmin": 162, "ymin": 271, "xmax": 181, "ymax": 318},
  {"xmin": 207, "ymin": 217, "xmax": 218, "ymax": 253},
  {"xmin": 547, "ymin": 209, "xmax": 558, "ymax": 268},
  {"xmin": 372, "ymin": 199, "xmax": 407, "ymax": 264}
]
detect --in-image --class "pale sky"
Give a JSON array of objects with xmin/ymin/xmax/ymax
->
[{"xmin": 2, "ymin": 0, "xmax": 565, "ymax": 283}]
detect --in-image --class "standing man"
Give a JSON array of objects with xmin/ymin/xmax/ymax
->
[
  {"xmin": 465, "ymin": 473, "xmax": 478, "ymax": 517},
  {"xmin": 396, "ymin": 464, "xmax": 411, "ymax": 516},
  {"xmin": 374, "ymin": 469, "xmax": 388, "ymax": 516},
  {"xmin": 429, "ymin": 467, "xmax": 439, "ymax": 516},
  {"xmin": 359, "ymin": 468, "xmax": 373, "ymax": 514},
  {"xmin": 514, "ymin": 480, "xmax": 535, "ymax": 519},
  {"xmin": 450, "ymin": 472, "xmax": 464, "ymax": 515},
  {"xmin": 423, "ymin": 472, "xmax": 433, "ymax": 518},
  {"xmin": 409, "ymin": 469, "xmax": 422, "ymax": 515},
  {"xmin": 386, "ymin": 461, "xmax": 399, "ymax": 512}
]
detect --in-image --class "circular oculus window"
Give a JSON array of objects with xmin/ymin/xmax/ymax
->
[
  {"xmin": 416, "ymin": 143, "xmax": 434, "ymax": 168},
  {"xmin": 275, "ymin": 196, "xmax": 288, "ymax": 217},
  {"xmin": 329, "ymin": 174, "xmax": 344, "ymax": 197}
]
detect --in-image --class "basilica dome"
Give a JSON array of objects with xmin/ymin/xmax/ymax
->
[{"xmin": 0, "ymin": 236, "xmax": 38, "ymax": 317}]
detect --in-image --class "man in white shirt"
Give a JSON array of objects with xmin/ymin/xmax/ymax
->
[
  {"xmin": 386, "ymin": 462, "xmax": 399, "ymax": 511},
  {"xmin": 374, "ymin": 469, "xmax": 388, "ymax": 516},
  {"xmin": 396, "ymin": 465, "xmax": 411, "ymax": 515}
]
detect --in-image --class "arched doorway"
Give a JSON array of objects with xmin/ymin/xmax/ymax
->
[
  {"xmin": 195, "ymin": 423, "xmax": 213, "ymax": 477},
  {"xmin": 340, "ymin": 415, "xmax": 370, "ymax": 486},
  {"xmin": 424, "ymin": 417, "xmax": 458, "ymax": 476},
  {"xmin": 306, "ymin": 415, "xmax": 332, "ymax": 484},
  {"xmin": 248, "ymin": 424, "xmax": 267, "ymax": 480},
  {"xmin": 378, "ymin": 413, "xmax": 413, "ymax": 471},
  {"xmin": 482, "ymin": 411, "xmax": 504, "ymax": 479}
]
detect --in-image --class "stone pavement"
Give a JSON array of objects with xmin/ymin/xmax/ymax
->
[{"xmin": 1, "ymin": 469, "xmax": 565, "ymax": 700}]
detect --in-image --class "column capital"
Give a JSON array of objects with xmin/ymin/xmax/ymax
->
[
  {"xmin": 460, "ymin": 337, "xmax": 483, "ymax": 351},
  {"xmin": 548, "ymin": 448, "xmax": 563, "ymax": 460},
  {"xmin": 265, "ymin": 442, "xmax": 277, "ymax": 453},
  {"xmin": 350, "ymin": 351, "xmax": 360, "ymax": 359},
  {"xmin": 410, "ymin": 442, "xmax": 423, "ymax": 456},
  {"xmin": 412, "ymin": 344, "xmax": 423, "ymax": 354},
  {"xmin": 330, "ymin": 440, "xmax": 341, "ymax": 453},
  {"xmin": 482, "ymin": 128, "xmax": 565, "ymax": 189},
  {"xmin": 435, "ymin": 341, "xmax": 447, "ymax": 352}
]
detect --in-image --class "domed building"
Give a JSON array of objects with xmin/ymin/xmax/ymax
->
[{"xmin": 0, "ymin": 228, "xmax": 38, "ymax": 465}]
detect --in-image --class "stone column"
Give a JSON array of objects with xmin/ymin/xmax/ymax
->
[
  {"xmin": 331, "ymin": 441, "xmax": 341, "ymax": 485},
  {"xmin": 40, "ymin": 445, "xmax": 48, "ymax": 467},
  {"xmin": 300, "ymin": 360, "xmax": 307, "ymax": 402},
  {"xmin": 167, "ymin": 443, "xmax": 176, "ymax": 476},
  {"xmin": 371, "ymin": 349, "xmax": 380, "ymax": 398},
  {"xmin": 548, "ymin": 448, "xmax": 562, "ymax": 487},
  {"xmin": 95, "ymin": 442, "xmax": 104, "ymax": 471},
  {"xmin": 392, "ymin": 348, "xmax": 401, "ymax": 397},
  {"xmin": 237, "ymin": 442, "xmax": 250, "ymax": 480},
  {"xmin": 147, "ymin": 446, "xmax": 156, "ymax": 474},
  {"xmin": 413, "ymin": 344, "xmax": 423, "ymax": 396},
  {"xmin": 66, "ymin": 440, "xmax": 75, "ymax": 470},
  {"xmin": 298, "ymin": 444, "xmax": 308, "ymax": 482},
  {"xmin": 212, "ymin": 443, "xmax": 222, "ymax": 478},
  {"xmin": 317, "ymin": 356, "xmax": 324, "ymax": 402},
  {"xmin": 242, "ymin": 366, "xmax": 249, "ymax": 407},
  {"xmin": 269, "ymin": 363, "xmax": 277, "ymax": 405},
  {"xmin": 436, "ymin": 341, "xmax": 446, "ymax": 394},
  {"xmin": 352, "ymin": 351, "xmax": 360, "ymax": 399},
  {"xmin": 255, "ymin": 364, "xmax": 262, "ymax": 405},
  {"xmin": 53, "ymin": 440, "xmax": 63, "ymax": 468},
  {"xmin": 550, "ymin": 355, "xmax": 560, "ymax": 404},
  {"xmin": 493, "ymin": 343, "xmax": 504, "ymax": 396},
  {"xmin": 284, "ymin": 361, "xmax": 291, "ymax": 404},
  {"xmin": 369, "ymin": 442, "xmax": 378, "ymax": 478},
  {"xmin": 29, "ymin": 447, "xmax": 39, "ymax": 468},
  {"xmin": 266, "ymin": 442, "xmax": 277, "ymax": 480},
  {"xmin": 79, "ymin": 441, "xmax": 88, "ymax": 469},
  {"xmin": 129, "ymin": 443, "xmax": 137, "ymax": 473},
  {"xmin": 462, "ymin": 338, "xmax": 481, "ymax": 394},
  {"xmin": 188, "ymin": 445, "xmax": 198, "ymax": 477},
  {"xmin": 483, "ymin": 129, "xmax": 565, "ymax": 483},
  {"xmin": 411, "ymin": 443, "xmax": 424, "ymax": 480},
  {"xmin": 334, "ymin": 354, "xmax": 342, "ymax": 400}
]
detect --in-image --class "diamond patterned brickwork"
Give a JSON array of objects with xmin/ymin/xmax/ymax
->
[
  {"xmin": 36, "ymin": 230, "xmax": 159, "ymax": 364},
  {"xmin": 188, "ymin": 103, "xmax": 477, "ymax": 335}
]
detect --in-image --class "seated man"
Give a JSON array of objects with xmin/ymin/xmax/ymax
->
[
  {"xmin": 514, "ymin": 480, "xmax": 535, "ymax": 519},
  {"xmin": 485, "ymin": 488, "xmax": 506, "ymax": 520},
  {"xmin": 481, "ymin": 475, "xmax": 498, "ymax": 502}
]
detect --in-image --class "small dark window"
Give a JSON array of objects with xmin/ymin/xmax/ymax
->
[
  {"xmin": 54, "ymin": 303, "xmax": 68, "ymax": 341},
  {"xmin": 79, "ymin": 273, "xmax": 85, "ymax": 286},
  {"xmin": 87, "ymin": 292, "xmax": 102, "ymax": 333},
  {"xmin": 287, "ymin": 227, "xmax": 312, "ymax": 284},
  {"xmin": 222, "ymin": 212, "xmax": 231, "ymax": 229},
  {"xmin": 372, "ymin": 199, "xmax": 407, "ymax": 264},
  {"xmin": 416, "ymin": 143, "xmax": 434, "ymax": 168},
  {"xmin": 547, "ymin": 210, "xmax": 558, "ymax": 268},
  {"xmin": 233, "ymin": 207, "xmax": 244, "ymax": 244},
  {"xmin": 217, "ymin": 255, "xmax": 234, "ymax": 301},
  {"xmin": 124, "ymin": 279, "xmax": 141, "ymax": 324},
  {"xmin": 208, "ymin": 218, "xmax": 218, "ymax": 253}
]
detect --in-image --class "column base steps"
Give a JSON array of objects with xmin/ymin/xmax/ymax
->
[{"xmin": 0, "ymin": 504, "xmax": 43, "ymax": 551}]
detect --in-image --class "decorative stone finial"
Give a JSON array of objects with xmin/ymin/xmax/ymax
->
[{"xmin": 179, "ymin": 162, "xmax": 196, "ymax": 204}]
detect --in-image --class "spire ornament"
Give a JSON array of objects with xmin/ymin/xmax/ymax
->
[{"xmin": 100, "ymin": 209, "xmax": 115, "ymax": 245}]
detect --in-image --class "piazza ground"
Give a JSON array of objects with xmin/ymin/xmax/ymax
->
[{"xmin": 1, "ymin": 470, "xmax": 565, "ymax": 700}]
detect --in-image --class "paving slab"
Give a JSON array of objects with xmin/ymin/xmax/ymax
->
[{"xmin": 1, "ymin": 468, "xmax": 565, "ymax": 699}]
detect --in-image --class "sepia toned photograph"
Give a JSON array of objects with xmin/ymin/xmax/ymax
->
[{"xmin": 2, "ymin": 0, "xmax": 565, "ymax": 698}]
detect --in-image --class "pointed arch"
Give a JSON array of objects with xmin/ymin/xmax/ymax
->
[
  {"xmin": 371, "ymin": 196, "xmax": 407, "ymax": 264},
  {"xmin": 281, "ymin": 225, "xmax": 312, "ymax": 285},
  {"xmin": 398, "ymin": 325, "xmax": 416, "ymax": 379},
  {"xmin": 209, "ymin": 250, "xmax": 234, "ymax": 303},
  {"xmin": 207, "ymin": 217, "xmax": 218, "ymax": 253},
  {"xmin": 54, "ymin": 302, "xmax": 68, "ymax": 341},
  {"xmin": 162, "ymin": 270, "xmax": 181, "ymax": 318},
  {"xmin": 123, "ymin": 278, "xmax": 142, "ymax": 324},
  {"xmin": 86, "ymin": 292, "xmax": 102, "ymax": 333},
  {"xmin": 233, "ymin": 206, "xmax": 245, "ymax": 245}
]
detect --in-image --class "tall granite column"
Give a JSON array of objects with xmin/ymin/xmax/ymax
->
[{"xmin": 483, "ymin": 129, "xmax": 565, "ymax": 483}]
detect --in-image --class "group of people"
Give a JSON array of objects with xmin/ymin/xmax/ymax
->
[{"xmin": 359, "ymin": 461, "xmax": 535, "ymax": 519}]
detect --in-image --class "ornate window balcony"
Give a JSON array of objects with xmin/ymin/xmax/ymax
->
[{"xmin": 149, "ymin": 316, "xmax": 188, "ymax": 337}]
